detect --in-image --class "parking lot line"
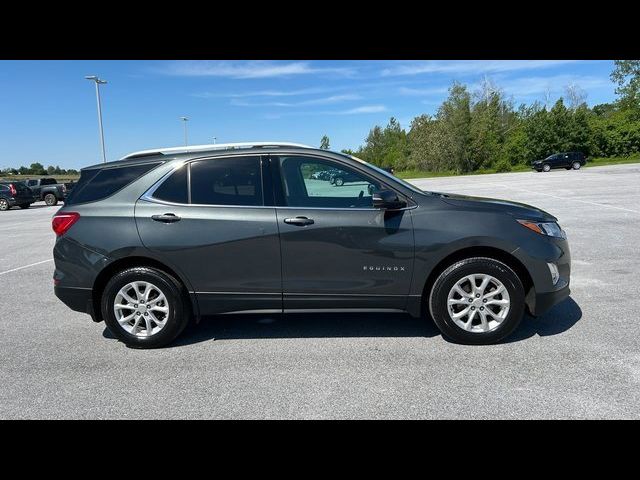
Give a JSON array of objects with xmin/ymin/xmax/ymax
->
[
  {"xmin": 0, "ymin": 259, "xmax": 53, "ymax": 276},
  {"xmin": 488, "ymin": 183, "xmax": 640, "ymax": 214}
]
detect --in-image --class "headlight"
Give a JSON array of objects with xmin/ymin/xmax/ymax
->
[{"xmin": 517, "ymin": 219, "xmax": 567, "ymax": 239}]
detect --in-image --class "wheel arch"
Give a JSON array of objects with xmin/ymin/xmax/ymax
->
[
  {"xmin": 91, "ymin": 255, "xmax": 200, "ymax": 323},
  {"xmin": 419, "ymin": 245, "xmax": 535, "ymax": 317}
]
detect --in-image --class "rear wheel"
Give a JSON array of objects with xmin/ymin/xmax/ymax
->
[
  {"xmin": 334, "ymin": 177, "xmax": 344, "ymax": 186},
  {"xmin": 44, "ymin": 193, "xmax": 58, "ymax": 206},
  {"xmin": 101, "ymin": 266, "xmax": 191, "ymax": 348},
  {"xmin": 428, "ymin": 257, "xmax": 525, "ymax": 345},
  {"xmin": 0, "ymin": 198, "xmax": 9, "ymax": 211},
  {"xmin": 542, "ymin": 164, "xmax": 551, "ymax": 172},
  {"xmin": 572, "ymin": 161, "xmax": 581, "ymax": 170}
]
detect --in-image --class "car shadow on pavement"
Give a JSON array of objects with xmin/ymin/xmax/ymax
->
[
  {"xmin": 102, "ymin": 297, "xmax": 581, "ymax": 347},
  {"xmin": 162, "ymin": 312, "xmax": 440, "ymax": 347},
  {"xmin": 501, "ymin": 296, "xmax": 582, "ymax": 343}
]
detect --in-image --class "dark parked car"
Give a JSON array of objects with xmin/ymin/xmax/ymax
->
[
  {"xmin": 532, "ymin": 152, "xmax": 587, "ymax": 172},
  {"xmin": 329, "ymin": 169, "xmax": 366, "ymax": 186},
  {"xmin": 0, "ymin": 181, "xmax": 36, "ymax": 211},
  {"xmin": 25, "ymin": 178, "xmax": 67, "ymax": 206},
  {"xmin": 53, "ymin": 142, "xmax": 571, "ymax": 348}
]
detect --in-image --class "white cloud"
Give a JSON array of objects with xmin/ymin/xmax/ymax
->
[
  {"xmin": 337, "ymin": 105, "xmax": 387, "ymax": 115},
  {"xmin": 161, "ymin": 61, "xmax": 354, "ymax": 79},
  {"xmin": 381, "ymin": 60, "xmax": 579, "ymax": 77},
  {"xmin": 230, "ymin": 94, "xmax": 362, "ymax": 108},
  {"xmin": 398, "ymin": 86, "xmax": 449, "ymax": 96}
]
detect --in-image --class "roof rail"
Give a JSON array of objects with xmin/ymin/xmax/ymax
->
[{"xmin": 120, "ymin": 142, "xmax": 314, "ymax": 160}]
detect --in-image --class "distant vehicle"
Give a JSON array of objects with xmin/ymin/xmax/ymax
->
[
  {"xmin": 330, "ymin": 170, "xmax": 365, "ymax": 186},
  {"xmin": 25, "ymin": 178, "xmax": 67, "ymax": 206},
  {"xmin": 0, "ymin": 181, "xmax": 36, "ymax": 211},
  {"xmin": 382, "ymin": 167, "xmax": 395, "ymax": 175},
  {"xmin": 64, "ymin": 182, "xmax": 76, "ymax": 194},
  {"xmin": 532, "ymin": 152, "xmax": 587, "ymax": 172}
]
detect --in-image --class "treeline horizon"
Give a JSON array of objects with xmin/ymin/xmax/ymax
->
[
  {"xmin": 338, "ymin": 60, "xmax": 640, "ymax": 173},
  {"xmin": 1, "ymin": 162, "xmax": 79, "ymax": 177}
]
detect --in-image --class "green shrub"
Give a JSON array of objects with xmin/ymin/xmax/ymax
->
[{"xmin": 494, "ymin": 159, "xmax": 512, "ymax": 173}]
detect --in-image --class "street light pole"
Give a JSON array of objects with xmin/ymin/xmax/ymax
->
[
  {"xmin": 180, "ymin": 117, "xmax": 189, "ymax": 146},
  {"xmin": 85, "ymin": 76, "xmax": 108, "ymax": 163},
  {"xmin": 213, "ymin": 136, "xmax": 217, "ymax": 145}
]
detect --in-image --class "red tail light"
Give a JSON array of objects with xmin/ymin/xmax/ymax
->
[
  {"xmin": 9, "ymin": 184, "xmax": 17, "ymax": 196},
  {"xmin": 52, "ymin": 212, "xmax": 80, "ymax": 236}
]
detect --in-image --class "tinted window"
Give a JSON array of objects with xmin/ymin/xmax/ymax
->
[
  {"xmin": 40, "ymin": 178, "xmax": 57, "ymax": 185},
  {"xmin": 27, "ymin": 180, "xmax": 37, "ymax": 186},
  {"xmin": 152, "ymin": 166, "xmax": 188, "ymax": 204},
  {"xmin": 278, "ymin": 156, "xmax": 380, "ymax": 208},
  {"xmin": 190, "ymin": 157, "xmax": 263, "ymax": 206},
  {"xmin": 65, "ymin": 163, "xmax": 160, "ymax": 205}
]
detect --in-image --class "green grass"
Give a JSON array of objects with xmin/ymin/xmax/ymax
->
[
  {"xmin": 0, "ymin": 174, "xmax": 80, "ymax": 183},
  {"xmin": 396, "ymin": 155, "xmax": 640, "ymax": 179}
]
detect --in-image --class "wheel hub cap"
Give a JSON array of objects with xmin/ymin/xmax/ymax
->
[
  {"xmin": 446, "ymin": 273, "xmax": 510, "ymax": 333},
  {"xmin": 113, "ymin": 281, "xmax": 170, "ymax": 337}
]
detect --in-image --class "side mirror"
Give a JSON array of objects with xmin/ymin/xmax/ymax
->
[{"xmin": 372, "ymin": 189, "xmax": 407, "ymax": 210}]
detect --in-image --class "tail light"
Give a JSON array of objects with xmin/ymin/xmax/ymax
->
[
  {"xmin": 9, "ymin": 184, "xmax": 17, "ymax": 196},
  {"xmin": 52, "ymin": 212, "xmax": 80, "ymax": 236}
]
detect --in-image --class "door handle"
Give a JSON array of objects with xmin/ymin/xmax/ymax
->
[
  {"xmin": 284, "ymin": 216, "xmax": 314, "ymax": 226},
  {"xmin": 151, "ymin": 213, "xmax": 181, "ymax": 223}
]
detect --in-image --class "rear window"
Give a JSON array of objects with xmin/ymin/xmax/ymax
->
[
  {"xmin": 152, "ymin": 166, "xmax": 188, "ymax": 204},
  {"xmin": 190, "ymin": 157, "xmax": 263, "ymax": 206},
  {"xmin": 40, "ymin": 178, "xmax": 57, "ymax": 185},
  {"xmin": 65, "ymin": 163, "xmax": 161, "ymax": 205}
]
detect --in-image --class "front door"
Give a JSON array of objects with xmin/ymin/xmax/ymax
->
[
  {"xmin": 271, "ymin": 155, "xmax": 414, "ymax": 312},
  {"xmin": 135, "ymin": 156, "xmax": 282, "ymax": 314}
]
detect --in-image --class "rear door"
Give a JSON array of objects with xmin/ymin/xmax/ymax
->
[
  {"xmin": 270, "ymin": 154, "xmax": 414, "ymax": 312},
  {"xmin": 135, "ymin": 156, "xmax": 282, "ymax": 314}
]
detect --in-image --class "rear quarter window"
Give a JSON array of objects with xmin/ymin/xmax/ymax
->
[{"xmin": 65, "ymin": 162, "xmax": 161, "ymax": 205}]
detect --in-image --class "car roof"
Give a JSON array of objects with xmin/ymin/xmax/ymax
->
[{"xmin": 82, "ymin": 142, "xmax": 333, "ymax": 171}]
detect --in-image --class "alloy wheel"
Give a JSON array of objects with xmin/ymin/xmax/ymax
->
[{"xmin": 113, "ymin": 281, "xmax": 170, "ymax": 337}]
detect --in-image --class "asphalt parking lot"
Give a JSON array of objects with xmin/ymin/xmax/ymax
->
[{"xmin": 1, "ymin": 163, "xmax": 639, "ymax": 419}]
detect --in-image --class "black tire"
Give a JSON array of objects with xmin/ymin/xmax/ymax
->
[
  {"xmin": 19, "ymin": 204, "xmax": 30, "ymax": 209},
  {"xmin": 0, "ymin": 198, "xmax": 9, "ymax": 211},
  {"xmin": 44, "ymin": 193, "xmax": 58, "ymax": 206},
  {"xmin": 334, "ymin": 177, "xmax": 344, "ymax": 186},
  {"xmin": 542, "ymin": 164, "xmax": 551, "ymax": 172},
  {"xmin": 428, "ymin": 257, "xmax": 525, "ymax": 345},
  {"xmin": 101, "ymin": 266, "xmax": 191, "ymax": 348},
  {"xmin": 572, "ymin": 161, "xmax": 581, "ymax": 170}
]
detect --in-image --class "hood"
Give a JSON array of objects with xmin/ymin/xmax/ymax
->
[{"xmin": 434, "ymin": 191, "xmax": 557, "ymax": 222}]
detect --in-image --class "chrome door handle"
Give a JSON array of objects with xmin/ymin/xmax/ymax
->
[{"xmin": 283, "ymin": 216, "xmax": 314, "ymax": 226}]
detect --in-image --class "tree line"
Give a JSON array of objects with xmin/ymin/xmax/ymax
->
[
  {"xmin": 339, "ymin": 60, "xmax": 640, "ymax": 173},
  {"xmin": 1, "ymin": 162, "xmax": 79, "ymax": 177}
]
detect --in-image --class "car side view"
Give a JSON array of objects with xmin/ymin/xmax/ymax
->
[
  {"xmin": 532, "ymin": 152, "xmax": 587, "ymax": 172},
  {"xmin": 0, "ymin": 181, "xmax": 36, "ymax": 210},
  {"xmin": 53, "ymin": 142, "xmax": 571, "ymax": 348}
]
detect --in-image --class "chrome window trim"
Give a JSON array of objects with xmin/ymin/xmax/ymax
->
[{"xmin": 140, "ymin": 153, "xmax": 418, "ymax": 212}]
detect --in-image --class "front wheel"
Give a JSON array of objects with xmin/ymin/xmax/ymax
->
[
  {"xmin": 44, "ymin": 193, "xmax": 58, "ymax": 206},
  {"xmin": 0, "ymin": 198, "xmax": 9, "ymax": 211},
  {"xmin": 101, "ymin": 267, "xmax": 191, "ymax": 348},
  {"xmin": 428, "ymin": 257, "xmax": 525, "ymax": 345},
  {"xmin": 334, "ymin": 177, "xmax": 344, "ymax": 186},
  {"xmin": 572, "ymin": 162, "xmax": 581, "ymax": 170},
  {"xmin": 542, "ymin": 164, "xmax": 551, "ymax": 172}
]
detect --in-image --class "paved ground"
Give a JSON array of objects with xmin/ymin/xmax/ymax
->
[{"xmin": 1, "ymin": 163, "xmax": 639, "ymax": 419}]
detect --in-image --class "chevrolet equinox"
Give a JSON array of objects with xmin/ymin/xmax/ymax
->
[{"xmin": 53, "ymin": 142, "xmax": 571, "ymax": 348}]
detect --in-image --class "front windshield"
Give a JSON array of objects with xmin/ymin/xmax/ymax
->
[{"xmin": 346, "ymin": 154, "xmax": 430, "ymax": 196}]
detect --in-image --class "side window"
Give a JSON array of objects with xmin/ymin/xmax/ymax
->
[
  {"xmin": 190, "ymin": 156, "xmax": 263, "ymax": 206},
  {"xmin": 277, "ymin": 156, "xmax": 381, "ymax": 208},
  {"xmin": 27, "ymin": 180, "xmax": 37, "ymax": 187},
  {"xmin": 152, "ymin": 165, "xmax": 188, "ymax": 204}
]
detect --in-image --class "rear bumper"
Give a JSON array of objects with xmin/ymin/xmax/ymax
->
[{"xmin": 54, "ymin": 286, "xmax": 99, "ymax": 322}]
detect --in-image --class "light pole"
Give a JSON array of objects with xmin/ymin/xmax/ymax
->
[
  {"xmin": 212, "ymin": 136, "xmax": 217, "ymax": 145},
  {"xmin": 180, "ymin": 117, "xmax": 189, "ymax": 146},
  {"xmin": 85, "ymin": 76, "xmax": 108, "ymax": 163}
]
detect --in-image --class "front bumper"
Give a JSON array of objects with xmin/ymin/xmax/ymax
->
[{"xmin": 529, "ymin": 280, "xmax": 571, "ymax": 316}]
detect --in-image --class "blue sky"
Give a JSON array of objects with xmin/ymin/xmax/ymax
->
[{"xmin": 0, "ymin": 60, "xmax": 618, "ymax": 170}]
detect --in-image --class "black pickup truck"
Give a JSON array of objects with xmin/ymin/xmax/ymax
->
[{"xmin": 25, "ymin": 178, "xmax": 67, "ymax": 206}]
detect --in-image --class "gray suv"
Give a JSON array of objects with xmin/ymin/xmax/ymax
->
[{"xmin": 53, "ymin": 142, "xmax": 571, "ymax": 348}]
